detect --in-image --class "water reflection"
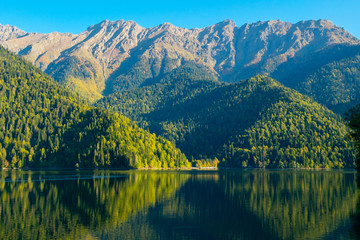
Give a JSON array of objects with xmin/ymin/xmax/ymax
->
[
  {"xmin": 0, "ymin": 170, "xmax": 189, "ymax": 239},
  {"xmin": 221, "ymin": 171, "xmax": 358, "ymax": 239},
  {"xmin": 0, "ymin": 170, "xmax": 358, "ymax": 239},
  {"xmin": 351, "ymin": 175, "xmax": 360, "ymax": 239},
  {"xmin": 112, "ymin": 171, "xmax": 359, "ymax": 240}
]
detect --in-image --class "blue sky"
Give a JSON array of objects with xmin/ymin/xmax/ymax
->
[{"xmin": 1, "ymin": 0, "xmax": 359, "ymax": 38}]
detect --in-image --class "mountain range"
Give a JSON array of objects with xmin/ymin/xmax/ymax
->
[
  {"xmin": 0, "ymin": 19, "xmax": 359, "ymax": 168},
  {"xmin": 1, "ymin": 19, "xmax": 359, "ymax": 106}
]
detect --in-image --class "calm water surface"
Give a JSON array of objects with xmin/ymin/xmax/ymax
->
[{"xmin": 0, "ymin": 170, "xmax": 359, "ymax": 239}]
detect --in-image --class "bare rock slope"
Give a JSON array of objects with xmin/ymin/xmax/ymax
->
[{"xmin": 1, "ymin": 19, "xmax": 358, "ymax": 101}]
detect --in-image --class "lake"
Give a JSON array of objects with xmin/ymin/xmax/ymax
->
[{"xmin": 0, "ymin": 170, "xmax": 359, "ymax": 239}]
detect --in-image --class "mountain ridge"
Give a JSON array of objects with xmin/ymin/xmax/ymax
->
[
  {"xmin": 1, "ymin": 19, "xmax": 358, "ymax": 101},
  {"xmin": 95, "ymin": 66, "xmax": 355, "ymax": 168}
]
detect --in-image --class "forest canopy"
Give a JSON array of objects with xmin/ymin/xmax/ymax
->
[
  {"xmin": 0, "ymin": 46, "xmax": 189, "ymax": 169},
  {"xmin": 96, "ymin": 67, "xmax": 356, "ymax": 169}
]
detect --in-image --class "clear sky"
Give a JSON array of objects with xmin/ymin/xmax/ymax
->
[{"xmin": 1, "ymin": 0, "xmax": 359, "ymax": 38}]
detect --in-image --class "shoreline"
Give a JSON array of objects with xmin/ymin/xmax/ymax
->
[{"xmin": 1, "ymin": 167, "xmax": 358, "ymax": 171}]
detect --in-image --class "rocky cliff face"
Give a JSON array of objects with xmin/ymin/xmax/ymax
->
[
  {"xmin": 232, "ymin": 20, "xmax": 360, "ymax": 79},
  {"xmin": 0, "ymin": 24, "xmax": 26, "ymax": 42},
  {"xmin": 0, "ymin": 19, "xmax": 358, "ymax": 101}
]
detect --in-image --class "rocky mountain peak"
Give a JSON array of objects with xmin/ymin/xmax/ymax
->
[
  {"xmin": 211, "ymin": 19, "xmax": 236, "ymax": 28},
  {"xmin": 298, "ymin": 19, "xmax": 334, "ymax": 28},
  {"xmin": 0, "ymin": 24, "xmax": 27, "ymax": 42},
  {"xmin": 148, "ymin": 22, "xmax": 183, "ymax": 36},
  {"xmin": 86, "ymin": 19, "xmax": 143, "ymax": 33},
  {"xmin": 0, "ymin": 19, "xmax": 359, "ymax": 101},
  {"xmin": 210, "ymin": 19, "xmax": 237, "ymax": 35},
  {"xmin": 158, "ymin": 22, "xmax": 175, "ymax": 28}
]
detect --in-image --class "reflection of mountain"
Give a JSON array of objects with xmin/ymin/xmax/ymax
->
[
  {"xmin": 351, "ymin": 176, "xmax": 360, "ymax": 239},
  {"xmin": 0, "ymin": 171, "xmax": 189, "ymax": 239},
  {"xmin": 0, "ymin": 171, "xmax": 358, "ymax": 239},
  {"xmin": 222, "ymin": 171, "xmax": 358, "ymax": 239},
  {"xmin": 111, "ymin": 171, "xmax": 358, "ymax": 240}
]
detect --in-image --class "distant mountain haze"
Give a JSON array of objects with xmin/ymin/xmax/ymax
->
[{"xmin": 1, "ymin": 19, "xmax": 359, "ymax": 103}]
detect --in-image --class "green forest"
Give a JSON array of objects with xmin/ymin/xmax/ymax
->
[
  {"xmin": 296, "ymin": 54, "xmax": 360, "ymax": 114},
  {"xmin": 271, "ymin": 44, "xmax": 360, "ymax": 113},
  {"xmin": 95, "ymin": 64, "xmax": 222, "ymax": 122},
  {"xmin": 0, "ymin": 43, "xmax": 359, "ymax": 169},
  {"xmin": 345, "ymin": 104, "xmax": 360, "ymax": 169},
  {"xmin": 0, "ymin": 46, "xmax": 189, "ymax": 169},
  {"xmin": 97, "ymin": 67, "xmax": 356, "ymax": 168}
]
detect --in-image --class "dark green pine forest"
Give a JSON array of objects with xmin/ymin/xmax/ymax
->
[
  {"xmin": 345, "ymin": 104, "xmax": 360, "ymax": 169},
  {"xmin": 271, "ymin": 44, "xmax": 360, "ymax": 114},
  {"xmin": 0, "ymin": 41, "xmax": 359, "ymax": 169},
  {"xmin": 96, "ymin": 66, "xmax": 356, "ymax": 168},
  {"xmin": 0, "ymin": 46, "xmax": 190, "ymax": 169}
]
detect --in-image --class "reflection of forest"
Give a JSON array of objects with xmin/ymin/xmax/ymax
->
[
  {"xmin": 111, "ymin": 171, "xmax": 358, "ymax": 240},
  {"xmin": 352, "ymin": 175, "xmax": 360, "ymax": 239},
  {"xmin": 0, "ymin": 170, "xmax": 189, "ymax": 239},
  {"xmin": 222, "ymin": 171, "xmax": 358, "ymax": 239},
  {"xmin": 0, "ymin": 170, "xmax": 358, "ymax": 240}
]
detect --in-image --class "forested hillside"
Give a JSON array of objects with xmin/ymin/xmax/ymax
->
[
  {"xmin": 297, "ymin": 54, "xmax": 360, "ymax": 113},
  {"xmin": 345, "ymin": 104, "xmax": 360, "ymax": 169},
  {"xmin": 272, "ymin": 45, "xmax": 360, "ymax": 113},
  {"xmin": 96, "ymin": 69, "xmax": 355, "ymax": 168},
  {"xmin": 0, "ymin": 46, "xmax": 189, "ymax": 169},
  {"xmin": 96, "ymin": 64, "xmax": 222, "ymax": 123}
]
